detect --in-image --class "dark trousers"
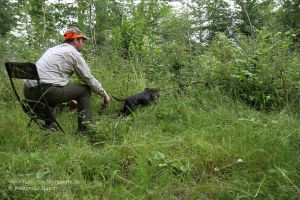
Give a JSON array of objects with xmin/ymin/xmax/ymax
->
[{"xmin": 24, "ymin": 83, "xmax": 92, "ymax": 129}]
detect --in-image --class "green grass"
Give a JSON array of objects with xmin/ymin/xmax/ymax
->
[{"xmin": 1, "ymin": 84, "xmax": 299, "ymax": 199}]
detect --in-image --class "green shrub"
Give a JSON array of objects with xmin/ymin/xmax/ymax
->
[{"xmin": 199, "ymin": 31, "xmax": 300, "ymax": 110}]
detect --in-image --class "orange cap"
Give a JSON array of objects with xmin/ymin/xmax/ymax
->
[{"xmin": 64, "ymin": 27, "xmax": 89, "ymax": 40}]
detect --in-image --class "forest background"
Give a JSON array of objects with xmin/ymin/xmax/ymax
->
[{"xmin": 0, "ymin": 0, "xmax": 299, "ymax": 199}]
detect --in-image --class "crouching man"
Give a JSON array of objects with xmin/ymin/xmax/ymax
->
[{"xmin": 23, "ymin": 27, "xmax": 110, "ymax": 134}]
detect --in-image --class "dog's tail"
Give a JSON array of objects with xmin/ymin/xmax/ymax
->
[{"xmin": 112, "ymin": 95, "xmax": 126, "ymax": 102}]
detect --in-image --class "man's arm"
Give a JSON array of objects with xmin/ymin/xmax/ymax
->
[{"xmin": 73, "ymin": 53, "xmax": 108, "ymax": 97}]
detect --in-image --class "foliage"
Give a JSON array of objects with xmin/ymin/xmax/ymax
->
[
  {"xmin": 0, "ymin": 85, "xmax": 300, "ymax": 199},
  {"xmin": 200, "ymin": 31, "xmax": 300, "ymax": 110},
  {"xmin": 94, "ymin": 0, "xmax": 122, "ymax": 47},
  {"xmin": 0, "ymin": 0, "xmax": 15, "ymax": 36},
  {"xmin": 234, "ymin": 0, "xmax": 276, "ymax": 37},
  {"xmin": 1, "ymin": 0, "xmax": 300, "ymax": 198},
  {"xmin": 277, "ymin": 0, "xmax": 300, "ymax": 48},
  {"xmin": 191, "ymin": 0, "xmax": 233, "ymax": 42}
]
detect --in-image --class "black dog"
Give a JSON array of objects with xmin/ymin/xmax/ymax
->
[{"xmin": 113, "ymin": 88, "xmax": 159, "ymax": 116}]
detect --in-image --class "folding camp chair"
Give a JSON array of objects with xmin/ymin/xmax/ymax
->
[{"xmin": 5, "ymin": 62, "xmax": 65, "ymax": 133}]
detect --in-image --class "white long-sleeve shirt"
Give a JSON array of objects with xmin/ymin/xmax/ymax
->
[{"xmin": 24, "ymin": 43, "xmax": 107, "ymax": 96}]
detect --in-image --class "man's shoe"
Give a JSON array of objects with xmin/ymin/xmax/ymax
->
[
  {"xmin": 76, "ymin": 124, "xmax": 98, "ymax": 135},
  {"xmin": 76, "ymin": 127, "xmax": 90, "ymax": 135}
]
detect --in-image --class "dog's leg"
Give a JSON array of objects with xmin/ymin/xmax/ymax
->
[{"xmin": 121, "ymin": 102, "xmax": 135, "ymax": 116}]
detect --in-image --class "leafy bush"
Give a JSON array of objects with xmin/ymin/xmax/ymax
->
[{"xmin": 200, "ymin": 31, "xmax": 300, "ymax": 110}]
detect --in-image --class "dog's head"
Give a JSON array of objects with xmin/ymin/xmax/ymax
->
[
  {"xmin": 144, "ymin": 88, "xmax": 160, "ymax": 99},
  {"xmin": 144, "ymin": 88, "xmax": 159, "ymax": 93}
]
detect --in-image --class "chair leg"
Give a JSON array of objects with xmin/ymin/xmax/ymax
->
[
  {"xmin": 44, "ymin": 105, "xmax": 65, "ymax": 133},
  {"xmin": 29, "ymin": 117, "xmax": 45, "ymax": 129},
  {"xmin": 28, "ymin": 118, "xmax": 33, "ymax": 127},
  {"xmin": 53, "ymin": 118, "xmax": 65, "ymax": 133},
  {"xmin": 28, "ymin": 114, "xmax": 65, "ymax": 133}
]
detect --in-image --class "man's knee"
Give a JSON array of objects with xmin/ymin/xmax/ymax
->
[{"xmin": 81, "ymin": 85, "xmax": 92, "ymax": 97}]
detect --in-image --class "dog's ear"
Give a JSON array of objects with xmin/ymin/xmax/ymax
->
[
  {"xmin": 151, "ymin": 88, "xmax": 160, "ymax": 93},
  {"xmin": 145, "ymin": 88, "xmax": 160, "ymax": 93}
]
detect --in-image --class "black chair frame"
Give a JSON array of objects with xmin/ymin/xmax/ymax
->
[{"xmin": 5, "ymin": 62, "xmax": 65, "ymax": 133}]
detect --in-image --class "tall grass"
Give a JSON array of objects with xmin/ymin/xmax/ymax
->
[
  {"xmin": 0, "ymin": 37, "xmax": 299, "ymax": 199},
  {"xmin": 1, "ymin": 71, "xmax": 299, "ymax": 199}
]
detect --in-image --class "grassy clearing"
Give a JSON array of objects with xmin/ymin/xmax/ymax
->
[{"xmin": 1, "ymin": 82, "xmax": 299, "ymax": 199}]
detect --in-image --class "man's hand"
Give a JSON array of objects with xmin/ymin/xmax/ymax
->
[
  {"xmin": 68, "ymin": 100, "xmax": 78, "ymax": 111},
  {"xmin": 99, "ymin": 95, "xmax": 110, "ymax": 115},
  {"xmin": 103, "ymin": 95, "xmax": 110, "ymax": 104}
]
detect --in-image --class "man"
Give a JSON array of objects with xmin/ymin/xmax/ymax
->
[{"xmin": 23, "ymin": 27, "xmax": 110, "ymax": 133}]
